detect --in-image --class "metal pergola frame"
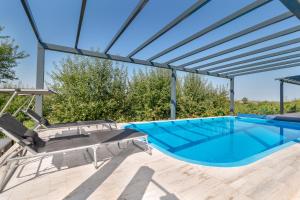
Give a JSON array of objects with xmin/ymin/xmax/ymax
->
[
  {"xmin": 20, "ymin": 0, "xmax": 300, "ymax": 119},
  {"xmin": 276, "ymin": 75, "xmax": 300, "ymax": 114}
]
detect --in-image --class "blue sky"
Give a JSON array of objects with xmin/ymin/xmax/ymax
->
[{"xmin": 1, "ymin": 0, "xmax": 300, "ymax": 101}]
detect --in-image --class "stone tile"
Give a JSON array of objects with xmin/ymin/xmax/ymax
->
[{"xmin": 3, "ymin": 128, "xmax": 300, "ymax": 200}]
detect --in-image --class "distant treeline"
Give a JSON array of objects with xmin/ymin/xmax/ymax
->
[
  {"xmin": 0, "ymin": 55, "xmax": 299, "ymax": 126},
  {"xmin": 236, "ymin": 99, "xmax": 300, "ymax": 115}
]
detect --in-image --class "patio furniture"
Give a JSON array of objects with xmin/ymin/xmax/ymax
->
[
  {"xmin": 23, "ymin": 108, "xmax": 117, "ymax": 131},
  {"xmin": 0, "ymin": 113, "xmax": 150, "ymax": 192}
]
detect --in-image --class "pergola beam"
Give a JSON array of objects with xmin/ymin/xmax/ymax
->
[
  {"xmin": 75, "ymin": 0, "xmax": 87, "ymax": 49},
  {"xmin": 127, "ymin": 0, "xmax": 210, "ymax": 58},
  {"xmin": 166, "ymin": 12, "xmax": 293, "ymax": 65},
  {"xmin": 147, "ymin": 0, "xmax": 272, "ymax": 62},
  {"xmin": 280, "ymin": 0, "xmax": 300, "ymax": 20},
  {"xmin": 278, "ymin": 78, "xmax": 300, "ymax": 85},
  {"xmin": 216, "ymin": 53, "xmax": 300, "ymax": 74},
  {"xmin": 21, "ymin": 0, "xmax": 43, "ymax": 44},
  {"xmin": 206, "ymin": 46, "xmax": 300, "ymax": 72},
  {"xmin": 43, "ymin": 42, "xmax": 230, "ymax": 79},
  {"xmin": 181, "ymin": 25, "xmax": 300, "ymax": 69},
  {"xmin": 194, "ymin": 37, "xmax": 300, "ymax": 71},
  {"xmin": 104, "ymin": 0, "xmax": 148, "ymax": 54},
  {"xmin": 231, "ymin": 62, "xmax": 300, "ymax": 77},
  {"xmin": 225, "ymin": 58, "xmax": 300, "ymax": 76}
]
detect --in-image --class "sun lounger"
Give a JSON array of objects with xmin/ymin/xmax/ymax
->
[
  {"xmin": 23, "ymin": 108, "xmax": 117, "ymax": 131},
  {"xmin": 0, "ymin": 113, "xmax": 150, "ymax": 191}
]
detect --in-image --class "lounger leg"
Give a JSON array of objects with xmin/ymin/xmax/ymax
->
[
  {"xmin": 144, "ymin": 137, "xmax": 152, "ymax": 154},
  {"xmin": 132, "ymin": 137, "xmax": 151, "ymax": 155},
  {"xmin": 117, "ymin": 141, "xmax": 128, "ymax": 149},
  {"xmin": 92, "ymin": 147, "xmax": 98, "ymax": 169}
]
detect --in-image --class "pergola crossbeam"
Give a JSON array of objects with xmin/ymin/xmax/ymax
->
[
  {"xmin": 20, "ymin": 0, "xmax": 300, "ymax": 119},
  {"xmin": 75, "ymin": 0, "xmax": 87, "ymax": 49},
  {"xmin": 206, "ymin": 46, "xmax": 300, "ymax": 72},
  {"xmin": 147, "ymin": 0, "xmax": 272, "ymax": 62},
  {"xmin": 278, "ymin": 78, "xmax": 300, "ymax": 85},
  {"xmin": 43, "ymin": 42, "xmax": 230, "ymax": 79},
  {"xmin": 181, "ymin": 25, "xmax": 300, "ymax": 69},
  {"xmin": 166, "ymin": 12, "xmax": 293, "ymax": 65},
  {"xmin": 21, "ymin": 0, "xmax": 43, "ymax": 44},
  {"xmin": 232, "ymin": 62, "xmax": 300, "ymax": 77},
  {"xmin": 226, "ymin": 58, "xmax": 300, "ymax": 76},
  {"xmin": 280, "ymin": 0, "xmax": 300, "ymax": 19},
  {"xmin": 194, "ymin": 38, "xmax": 300, "ymax": 71},
  {"xmin": 104, "ymin": 0, "xmax": 148, "ymax": 54},
  {"xmin": 127, "ymin": 0, "xmax": 210, "ymax": 58},
  {"xmin": 216, "ymin": 53, "xmax": 300, "ymax": 74}
]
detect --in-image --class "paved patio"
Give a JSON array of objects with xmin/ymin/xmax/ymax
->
[
  {"xmin": 270, "ymin": 113, "xmax": 300, "ymax": 123},
  {"xmin": 1, "ymin": 126, "xmax": 300, "ymax": 200}
]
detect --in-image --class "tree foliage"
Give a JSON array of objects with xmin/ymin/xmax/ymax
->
[
  {"xmin": 46, "ymin": 55, "xmax": 230, "ymax": 122},
  {"xmin": 127, "ymin": 69, "xmax": 172, "ymax": 121},
  {"xmin": 0, "ymin": 26, "xmax": 27, "ymax": 82},
  {"xmin": 1, "ymin": 55, "xmax": 299, "ymax": 127},
  {"xmin": 241, "ymin": 97, "xmax": 248, "ymax": 104},
  {"xmin": 49, "ymin": 56, "xmax": 128, "ymax": 123},
  {"xmin": 178, "ymin": 74, "xmax": 229, "ymax": 118}
]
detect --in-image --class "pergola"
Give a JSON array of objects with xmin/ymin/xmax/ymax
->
[
  {"xmin": 20, "ymin": 0, "xmax": 300, "ymax": 119},
  {"xmin": 277, "ymin": 75, "xmax": 300, "ymax": 114}
]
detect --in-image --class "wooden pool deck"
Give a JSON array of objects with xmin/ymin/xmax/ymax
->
[{"xmin": 1, "ymin": 126, "xmax": 300, "ymax": 200}]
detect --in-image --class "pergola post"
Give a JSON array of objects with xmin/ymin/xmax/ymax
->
[
  {"xmin": 230, "ymin": 78, "xmax": 235, "ymax": 115},
  {"xmin": 35, "ymin": 43, "xmax": 45, "ymax": 116},
  {"xmin": 170, "ymin": 68, "xmax": 176, "ymax": 120},
  {"xmin": 280, "ymin": 80, "xmax": 284, "ymax": 114}
]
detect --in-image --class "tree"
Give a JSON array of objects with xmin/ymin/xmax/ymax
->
[
  {"xmin": 0, "ymin": 26, "xmax": 28, "ymax": 82},
  {"xmin": 127, "ymin": 68, "xmax": 171, "ymax": 121},
  {"xmin": 178, "ymin": 73, "xmax": 229, "ymax": 118},
  {"xmin": 241, "ymin": 97, "xmax": 248, "ymax": 104},
  {"xmin": 49, "ymin": 55, "xmax": 129, "ymax": 123},
  {"xmin": 48, "ymin": 55, "xmax": 233, "ymax": 122}
]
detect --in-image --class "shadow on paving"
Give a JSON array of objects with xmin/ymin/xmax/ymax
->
[
  {"xmin": 117, "ymin": 166, "xmax": 179, "ymax": 200},
  {"xmin": 63, "ymin": 145, "xmax": 143, "ymax": 200},
  {"xmin": 3, "ymin": 141, "xmax": 144, "ymax": 193}
]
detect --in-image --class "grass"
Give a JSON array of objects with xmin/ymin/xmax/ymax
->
[{"xmin": 23, "ymin": 120, "xmax": 36, "ymax": 129}]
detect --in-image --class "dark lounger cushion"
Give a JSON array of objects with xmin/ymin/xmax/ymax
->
[
  {"xmin": 24, "ymin": 129, "xmax": 45, "ymax": 149},
  {"xmin": 0, "ymin": 113, "xmax": 45, "ymax": 151}
]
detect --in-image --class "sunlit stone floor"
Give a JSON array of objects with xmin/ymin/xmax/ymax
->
[{"xmin": 1, "ymin": 126, "xmax": 300, "ymax": 200}]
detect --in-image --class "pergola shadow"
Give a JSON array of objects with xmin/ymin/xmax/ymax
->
[
  {"xmin": 117, "ymin": 166, "xmax": 179, "ymax": 200},
  {"xmin": 3, "ymin": 141, "xmax": 145, "ymax": 194}
]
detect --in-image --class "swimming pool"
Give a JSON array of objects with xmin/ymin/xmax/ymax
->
[{"xmin": 125, "ymin": 117, "xmax": 300, "ymax": 167}]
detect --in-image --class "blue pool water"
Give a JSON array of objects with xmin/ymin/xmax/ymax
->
[{"xmin": 125, "ymin": 117, "xmax": 300, "ymax": 167}]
